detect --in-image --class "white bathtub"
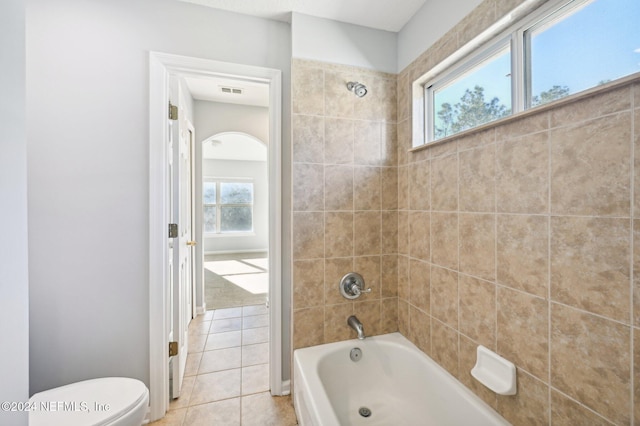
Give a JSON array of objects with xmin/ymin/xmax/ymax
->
[{"xmin": 293, "ymin": 332, "xmax": 510, "ymax": 426}]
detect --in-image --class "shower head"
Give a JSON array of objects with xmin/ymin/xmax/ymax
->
[{"xmin": 347, "ymin": 81, "xmax": 367, "ymax": 97}]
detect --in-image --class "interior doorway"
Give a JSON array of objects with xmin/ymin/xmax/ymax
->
[{"xmin": 149, "ymin": 52, "xmax": 283, "ymax": 422}]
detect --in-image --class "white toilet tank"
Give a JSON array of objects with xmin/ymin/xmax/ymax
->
[{"xmin": 29, "ymin": 377, "xmax": 149, "ymax": 426}]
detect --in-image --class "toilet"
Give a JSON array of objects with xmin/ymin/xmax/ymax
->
[{"xmin": 29, "ymin": 377, "xmax": 149, "ymax": 426}]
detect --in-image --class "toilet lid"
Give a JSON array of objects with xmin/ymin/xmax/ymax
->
[{"xmin": 29, "ymin": 377, "xmax": 148, "ymax": 426}]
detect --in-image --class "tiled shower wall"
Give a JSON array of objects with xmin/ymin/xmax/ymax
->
[
  {"xmin": 291, "ymin": 59, "xmax": 399, "ymax": 349},
  {"xmin": 396, "ymin": 1, "xmax": 640, "ymax": 425}
]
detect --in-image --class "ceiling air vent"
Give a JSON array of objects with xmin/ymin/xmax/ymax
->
[{"xmin": 220, "ymin": 86, "xmax": 243, "ymax": 95}]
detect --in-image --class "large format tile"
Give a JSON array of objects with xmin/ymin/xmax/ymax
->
[{"xmin": 189, "ymin": 369, "xmax": 241, "ymax": 406}]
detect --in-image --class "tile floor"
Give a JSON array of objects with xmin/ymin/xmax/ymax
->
[{"xmin": 150, "ymin": 305, "xmax": 297, "ymax": 426}]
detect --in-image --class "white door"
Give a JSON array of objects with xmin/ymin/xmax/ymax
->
[{"xmin": 168, "ymin": 76, "xmax": 193, "ymax": 399}]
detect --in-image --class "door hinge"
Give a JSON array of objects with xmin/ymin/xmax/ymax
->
[
  {"xmin": 168, "ymin": 223, "xmax": 178, "ymax": 238},
  {"xmin": 168, "ymin": 102, "xmax": 178, "ymax": 120},
  {"xmin": 169, "ymin": 341, "xmax": 178, "ymax": 357}
]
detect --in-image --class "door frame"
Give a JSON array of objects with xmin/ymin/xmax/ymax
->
[{"xmin": 149, "ymin": 51, "xmax": 283, "ymax": 421}]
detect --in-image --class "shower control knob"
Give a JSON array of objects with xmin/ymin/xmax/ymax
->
[{"xmin": 339, "ymin": 272, "xmax": 371, "ymax": 299}]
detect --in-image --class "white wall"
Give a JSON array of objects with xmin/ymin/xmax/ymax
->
[
  {"xmin": 291, "ymin": 12, "xmax": 397, "ymax": 73},
  {"xmin": 26, "ymin": 0, "xmax": 291, "ymax": 394},
  {"xmin": 0, "ymin": 0, "xmax": 29, "ymax": 424},
  {"xmin": 397, "ymin": 0, "xmax": 483, "ymax": 72},
  {"xmin": 195, "ymin": 101, "xmax": 269, "ymax": 144},
  {"xmin": 202, "ymin": 160, "xmax": 268, "ymax": 253}
]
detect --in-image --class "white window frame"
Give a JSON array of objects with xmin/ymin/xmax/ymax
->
[
  {"xmin": 418, "ymin": 0, "xmax": 621, "ymax": 146},
  {"xmin": 203, "ymin": 177, "xmax": 255, "ymax": 236}
]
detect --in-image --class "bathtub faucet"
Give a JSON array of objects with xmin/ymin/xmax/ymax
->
[{"xmin": 347, "ymin": 315, "xmax": 366, "ymax": 340}]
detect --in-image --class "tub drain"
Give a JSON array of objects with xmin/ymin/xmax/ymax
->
[{"xmin": 359, "ymin": 407, "xmax": 372, "ymax": 418}]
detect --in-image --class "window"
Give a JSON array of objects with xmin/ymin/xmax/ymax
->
[
  {"xmin": 421, "ymin": 0, "xmax": 640, "ymax": 145},
  {"xmin": 204, "ymin": 179, "xmax": 254, "ymax": 234},
  {"xmin": 429, "ymin": 42, "xmax": 512, "ymax": 140}
]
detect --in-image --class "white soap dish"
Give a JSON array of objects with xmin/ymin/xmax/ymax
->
[{"xmin": 471, "ymin": 346, "xmax": 517, "ymax": 395}]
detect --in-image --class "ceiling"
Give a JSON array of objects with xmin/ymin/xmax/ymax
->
[
  {"xmin": 179, "ymin": 0, "xmax": 428, "ymax": 32},
  {"xmin": 183, "ymin": 75, "xmax": 270, "ymax": 107}
]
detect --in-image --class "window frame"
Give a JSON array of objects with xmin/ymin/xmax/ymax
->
[
  {"xmin": 419, "ymin": 0, "xmax": 627, "ymax": 146},
  {"xmin": 203, "ymin": 177, "xmax": 255, "ymax": 236}
]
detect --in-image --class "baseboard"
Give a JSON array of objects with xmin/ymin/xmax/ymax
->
[
  {"xmin": 196, "ymin": 304, "xmax": 207, "ymax": 315},
  {"xmin": 280, "ymin": 379, "xmax": 291, "ymax": 396}
]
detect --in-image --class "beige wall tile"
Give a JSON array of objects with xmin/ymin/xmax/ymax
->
[
  {"xmin": 497, "ymin": 287, "xmax": 548, "ymax": 381},
  {"xmin": 635, "ymin": 220, "xmax": 640, "ymax": 327},
  {"xmin": 495, "ymin": 113, "xmax": 548, "ymax": 141},
  {"xmin": 398, "ymin": 299, "xmax": 409, "ymax": 335},
  {"xmin": 324, "ymin": 257, "xmax": 354, "ymax": 306},
  {"xmin": 635, "ymin": 326, "xmax": 640, "ymax": 424},
  {"xmin": 551, "ymin": 216, "xmax": 630, "ymax": 323},
  {"xmin": 496, "ymin": 370, "xmax": 549, "ymax": 426},
  {"xmin": 457, "ymin": 0, "xmax": 495, "ymax": 47},
  {"xmin": 459, "ymin": 144, "xmax": 495, "ymax": 212},
  {"xmin": 496, "ymin": 132, "xmax": 549, "ymax": 214},
  {"xmin": 381, "ymin": 167, "xmax": 399, "ymax": 210},
  {"xmin": 324, "ymin": 165, "xmax": 354, "ymax": 211},
  {"xmin": 398, "ymin": 210, "xmax": 409, "ymax": 256},
  {"xmin": 397, "ymin": 117, "xmax": 410, "ymax": 167},
  {"xmin": 293, "ymin": 307, "xmax": 324, "ymax": 349},
  {"xmin": 398, "ymin": 255, "xmax": 409, "ymax": 301},
  {"xmin": 292, "ymin": 65, "xmax": 324, "ymax": 115},
  {"xmin": 550, "ymin": 390, "xmax": 613, "ymax": 426},
  {"xmin": 431, "ymin": 319, "xmax": 458, "ymax": 377},
  {"xmin": 409, "ymin": 160, "xmax": 430, "ymax": 211},
  {"xmin": 293, "ymin": 260, "xmax": 324, "ymax": 309},
  {"xmin": 635, "ymin": 108, "xmax": 640, "ymax": 217},
  {"xmin": 354, "ymin": 166, "xmax": 381, "ymax": 210},
  {"xmin": 324, "ymin": 118, "xmax": 354, "ymax": 165},
  {"xmin": 431, "ymin": 212, "xmax": 458, "ymax": 270},
  {"xmin": 324, "ymin": 71, "xmax": 354, "ymax": 118},
  {"xmin": 397, "ymin": 71, "xmax": 410, "ymax": 122},
  {"xmin": 431, "ymin": 153, "xmax": 458, "ymax": 211},
  {"xmin": 430, "ymin": 265, "xmax": 458, "ymax": 328},
  {"xmin": 551, "ymin": 113, "xmax": 631, "ymax": 216},
  {"xmin": 381, "ymin": 122, "xmax": 398, "ymax": 167},
  {"xmin": 324, "ymin": 212, "xmax": 353, "ymax": 258},
  {"xmin": 354, "ymin": 256, "xmax": 381, "ymax": 301},
  {"xmin": 381, "ymin": 211, "xmax": 398, "ymax": 255},
  {"xmin": 551, "ymin": 303, "xmax": 630, "ymax": 425},
  {"xmin": 292, "ymin": 114, "xmax": 324, "ymax": 163},
  {"xmin": 409, "ymin": 259, "xmax": 430, "ymax": 313},
  {"xmin": 354, "ymin": 120, "xmax": 381, "ymax": 166},
  {"xmin": 381, "ymin": 298, "xmax": 399, "ymax": 333},
  {"xmin": 458, "ymin": 334, "xmax": 497, "ymax": 408},
  {"xmin": 398, "ymin": 164, "xmax": 409, "ymax": 210},
  {"xmin": 408, "ymin": 211, "xmax": 430, "ymax": 261},
  {"xmin": 457, "ymin": 127, "xmax": 495, "ymax": 151},
  {"xmin": 497, "ymin": 214, "xmax": 548, "ymax": 298},
  {"xmin": 459, "ymin": 213, "xmax": 496, "ymax": 281},
  {"xmin": 292, "ymin": 212, "xmax": 324, "ymax": 259},
  {"xmin": 354, "ymin": 211, "xmax": 381, "ymax": 256},
  {"xmin": 409, "ymin": 305, "xmax": 430, "ymax": 355},
  {"xmin": 292, "ymin": 163, "xmax": 324, "ymax": 211},
  {"xmin": 550, "ymin": 86, "xmax": 631, "ymax": 127},
  {"xmin": 381, "ymin": 255, "xmax": 398, "ymax": 298},
  {"xmin": 324, "ymin": 303, "xmax": 354, "ymax": 343},
  {"xmin": 354, "ymin": 300, "xmax": 382, "ymax": 336},
  {"xmin": 459, "ymin": 274, "xmax": 496, "ymax": 349}
]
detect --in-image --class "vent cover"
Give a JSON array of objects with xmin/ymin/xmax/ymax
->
[{"xmin": 220, "ymin": 86, "xmax": 243, "ymax": 95}]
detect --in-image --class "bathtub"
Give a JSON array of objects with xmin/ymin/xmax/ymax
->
[{"xmin": 293, "ymin": 332, "xmax": 510, "ymax": 426}]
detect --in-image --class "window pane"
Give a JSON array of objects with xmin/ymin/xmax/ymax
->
[
  {"xmin": 528, "ymin": 0, "xmax": 640, "ymax": 107},
  {"xmin": 220, "ymin": 182, "xmax": 253, "ymax": 204},
  {"xmin": 221, "ymin": 206, "xmax": 252, "ymax": 232},
  {"xmin": 204, "ymin": 206, "xmax": 217, "ymax": 233},
  {"xmin": 203, "ymin": 182, "xmax": 216, "ymax": 204},
  {"xmin": 433, "ymin": 46, "xmax": 512, "ymax": 140}
]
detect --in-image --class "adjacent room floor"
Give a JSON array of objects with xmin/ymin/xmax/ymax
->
[
  {"xmin": 204, "ymin": 252, "xmax": 269, "ymax": 310},
  {"xmin": 150, "ymin": 304, "xmax": 297, "ymax": 425}
]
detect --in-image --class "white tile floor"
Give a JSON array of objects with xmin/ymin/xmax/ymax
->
[{"xmin": 150, "ymin": 305, "xmax": 297, "ymax": 426}]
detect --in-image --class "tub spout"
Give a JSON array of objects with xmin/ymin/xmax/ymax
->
[{"xmin": 347, "ymin": 315, "xmax": 365, "ymax": 340}]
